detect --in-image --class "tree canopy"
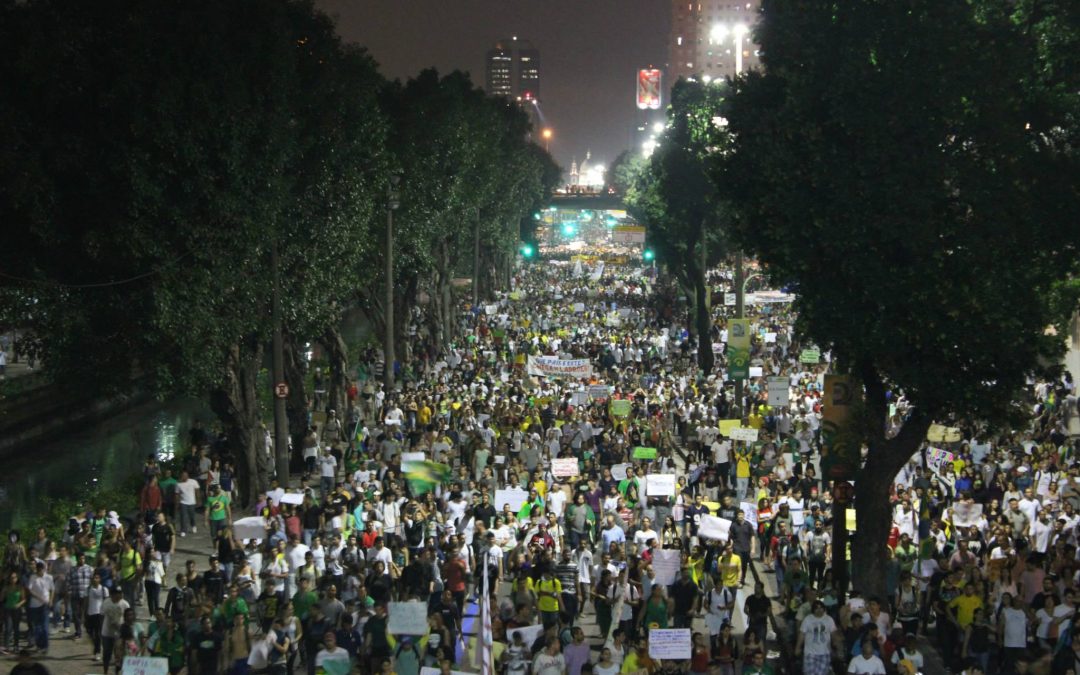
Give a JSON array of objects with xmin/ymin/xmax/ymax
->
[{"xmin": 715, "ymin": 0, "xmax": 1080, "ymax": 595}]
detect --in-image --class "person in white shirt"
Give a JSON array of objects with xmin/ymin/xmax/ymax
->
[
  {"xmin": 632, "ymin": 517, "xmax": 658, "ymax": 550},
  {"xmin": 314, "ymin": 631, "xmax": 352, "ymax": 672},
  {"xmin": 175, "ymin": 471, "xmax": 200, "ymax": 536},
  {"xmin": 847, "ymin": 638, "xmax": 886, "ymax": 674},
  {"xmin": 318, "ymin": 448, "xmax": 337, "ymax": 500}
]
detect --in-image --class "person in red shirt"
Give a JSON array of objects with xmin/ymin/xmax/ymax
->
[
  {"xmin": 140, "ymin": 477, "xmax": 163, "ymax": 515},
  {"xmin": 360, "ymin": 522, "xmax": 379, "ymax": 550},
  {"xmin": 442, "ymin": 549, "xmax": 468, "ymax": 612}
]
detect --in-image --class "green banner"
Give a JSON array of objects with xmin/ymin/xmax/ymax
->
[
  {"xmin": 727, "ymin": 318, "xmax": 750, "ymax": 380},
  {"xmin": 632, "ymin": 446, "xmax": 657, "ymax": 459},
  {"xmin": 610, "ymin": 399, "xmax": 633, "ymax": 417}
]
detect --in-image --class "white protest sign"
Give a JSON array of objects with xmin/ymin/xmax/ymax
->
[
  {"xmin": 494, "ymin": 487, "xmax": 530, "ymax": 511},
  {"xmin": 571, "ymin": 391, "xmax": 590, "ymax": 407},
  {"xmin": 388, "ymin": 601, "xmax": 429, "ymax": 635},
  {"xmin": 485, "ymin": 304, "xmax": 498, "ymax": 315},
  {"xmin": 552, "ymin": 458, "xmax": 580, "ymax": 478},
  {"xmin": 764, "ymin": 332, "xmax": 777, "ymax": 343},
  {"xmin": 724, "ymin": 293, "xmax": 736, "ymax": 306},
  {"xmin": 651, "ymin": 549, "xmax": 681, "ymax": 586},
  {"xmin": 749, "ymin": 366, "xmax": 763, "ymax": 378},
  {"xmin": 573, "ymin": 302, "xmax": 586, "ymax": 313},
  {"xmin": 401, "ymin": 451, "xmax": 426, "ymax": 466},
  {"xmin": 740, "ymin": 502, "xmax": 758, "ymax": 528},
  {"xmin": 950, "ymin": 503, "xmax": 984, "ymax": 529},
  {"xmin": 790, "ymin": 503, "xmax": 805, "ymax": 527},
  {"xmin": 268, "ymin": 488, "xmax": 285, "ymax": 506},
  {"xmin": 122, "ymin": 657, "xmax": 169, "ymax": 675},
  {"xmin": 767, "ymin": 377, "xmax": 790, "ymax": 407},
  {"xmin": 232, "ymin": 516, "xmax": 267, "ymax": 542},
  {"xmin": 588, "ymin": 384, "xmax": 612, "ymax": 400},
  {"xmin": 697, "ymin": 514, "xmax": 732, "ymax": 542},
  {"xmin": 422, "ymin": 669, "xmax": 470, "ymax": 675},
  {"xmin": 645, "ymin": 473, "xmax": 676, "ymax": 497},
  {"xmin": 648, "ymin": 629, "xmax": 692, "ymax": 659},
  {"xmin": 611, "ymin": 463, "xmax": 629, "ymax": 481},
  {"xmin": 494, "ymin": 455, "xmax": 506, "ymax": 465},
  {"xmin": 507, "ymin": 623, "xmax": 545, "ymax": 648},
  {"xmin": 727, "ymin": 427, "xmax": 759, "ymax": 442},
  {"xmin": 279, "ymin": 492, "xmax": 305, "ymax": 505}
]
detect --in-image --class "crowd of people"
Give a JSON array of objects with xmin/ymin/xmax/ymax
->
[{"xmin": 0, "ymin": 259, "xmax": 1078, "ymax": 675}]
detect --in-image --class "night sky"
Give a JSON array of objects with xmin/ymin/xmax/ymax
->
[{"xmin": 316, "ymin": 0, "xmax": 671, "ymax": 176}]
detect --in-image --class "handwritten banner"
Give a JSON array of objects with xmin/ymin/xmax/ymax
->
[{"xmin": 527, "ymin": 356, "xmax": 593, "ymax": 379}]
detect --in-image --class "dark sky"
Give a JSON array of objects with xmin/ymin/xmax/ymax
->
[{"xmin": 315, "ymin": 0, "xmax": 670, "ymax": 175}]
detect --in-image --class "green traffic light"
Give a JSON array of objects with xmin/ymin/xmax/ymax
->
[
  {"xmin": 520, "ymin": 244, "xmax": 534, "ymax": 258},
  {"xmin": 643, "ymin": 249, "xmax": 655, "ymax": 261}
]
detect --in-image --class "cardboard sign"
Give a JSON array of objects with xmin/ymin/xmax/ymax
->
[
  {"xmin": 724, "ymin": 293, "xmax": 736, "ymax": 306},
  {"xmin": 728, "ymin": 427, "xmax": 759, "ymax": 442},
  {"xmin": 767, "ymin": 377, "xmax": 790, "ymax": 406},
  {"xmin": 717, "ymin": 419, "xmax": 741, "ymax": 436},
  {"xmin": 651, "ymin": 549, "xmax": 681, "ymax": 586},
  {"xmin": 232, "ymin": 516, "xmax": 267, "ymax": 542},
  {"xmin": 648, "ymin": 629, "xmax": 692, "ymax": 659},
  {"xmin": 611, "ymin": 463, "xmax": 629, "ymax": 480},
  {"xmin": 633, "ymin": 446, "xmax": 658, "ymax": 460},
  {"xmin": 388, "ymin": 601, "xmax": 429, "ymax": 635},
  {"xmin": 740, "ymin": 502, "xmax": 758, "ymax": 528},
  {"xmin": 645, "ymin": 473, "xmax": 676, "ymax": 496},
  {"xmin": 494, "ymin": 487, "xmax": 530, "ymax": 511},
  {"xmin": 927, "ymin": 424, "xmax": 963, "ymax": 444},
  {"xmin": 799, "ymin": 349, "xmax": 820, "ymax": 364},
  {"xmin": 122, "ymin": 657, "xmax": 169, "ymax": 675},
  {"xmin": 552, "ymin": 458, "xmax": 580, "ymax": 478},
  {"xmin": 570, "ymin": 391, "xmax": 590, "ymax": 407},
  {"xmin": 697, "ymin": 514, "xmax": 732, "ymax": 542},
  {"xmin": 279, "ymin": 492, "xmax": 305, "ymax": 505},
  {"xmin": 749, "ymin": 366, "xmax": 763, "ymax": 378}
]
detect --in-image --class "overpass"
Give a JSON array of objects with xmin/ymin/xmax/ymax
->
[{"xmin": 548, "ymin": 191, "xmax": 626, "ymax": 211}]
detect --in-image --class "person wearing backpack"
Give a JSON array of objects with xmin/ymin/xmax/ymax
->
[{"xmin": 386, "ymin": 620, "xmax": 431, "ymax": 675}]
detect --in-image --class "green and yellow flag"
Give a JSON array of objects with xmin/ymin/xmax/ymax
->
[{"xmin": 405, "ymin": 460, "xmax": 451, "ymax": 496}]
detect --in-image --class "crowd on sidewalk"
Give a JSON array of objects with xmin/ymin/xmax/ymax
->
[{"xmin": 1, "ymin": 260, "xmax": 1077, "ymax": 675}]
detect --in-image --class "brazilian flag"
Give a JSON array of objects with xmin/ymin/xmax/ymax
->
[{"xmin": 405, "ymin": 460, "xmax": 451, "ymax": 496}]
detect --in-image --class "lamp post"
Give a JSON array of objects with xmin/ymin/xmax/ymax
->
[
  {"xmin": 384, "ymin": 175, "xmax": 400, "ymax": 391},
  {"xmin": 541, "ymin": 128, "xmax": 553, "ymax": 152}
]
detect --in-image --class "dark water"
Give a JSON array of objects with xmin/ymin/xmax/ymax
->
[{"xmin": 0, "ymin": 398, "xmax": 208, "ymax": 532}]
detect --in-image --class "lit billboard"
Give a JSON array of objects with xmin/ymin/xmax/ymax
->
[{"xmin": 636, "ymin": 69, "xmax": 662, "ymax": 110}]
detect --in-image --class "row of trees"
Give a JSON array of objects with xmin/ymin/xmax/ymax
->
[
  {"xmin": 0, "ymin": 0, "xmax": 558, "ymax": 503},
  {"xmin": 628, "ymin": 0, "xmax": 1080, "ymax": 599}
]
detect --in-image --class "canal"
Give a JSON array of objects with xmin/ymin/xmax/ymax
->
[{"xmin": 0, "ymin": 397, "xmax": 208, "ymax": 532}]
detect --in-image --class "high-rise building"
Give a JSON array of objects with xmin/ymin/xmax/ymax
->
[
  {"xmin": 486, "ymin": 37, "xmax": 540, "ymax": 102},
  {"xmin": 668, "ymin": 1, "xmax": 762, "ymax": 85}
]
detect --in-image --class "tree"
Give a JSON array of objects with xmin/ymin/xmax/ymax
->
[
  {"xmin": 625, "ymin": 79, "xmax": 728, "ymax": 374},
  {"xmin": 717, "ymin": 0, "xmax": 1080, "ymax": 597},
  {"xmin": 0, "ymin": 0, "xmax": 388, "ymax": 503}
]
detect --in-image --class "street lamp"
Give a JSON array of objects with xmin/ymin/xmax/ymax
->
[
  {"xmin": 542, "ymin": 127, "xmax": 553, "ymax": 152},
  {"xmin": 709, "ymin": 23, "xmax": 728, "ymax": 45},
  {"xmin": 652, "ymin": 121, "xmax": 665, "ymax": 134},
  {"xmin": 733, "ymin": 23, "xmax": 748, "ymax": 75}
]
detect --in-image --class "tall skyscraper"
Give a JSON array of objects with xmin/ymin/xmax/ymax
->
[
  {"xmin": 668, "ymin": 1, "xmax": 762, "ymax": 85},
  {"xmin": 486, "ymin": 37, "xmax": 540, "ymax": 102}
]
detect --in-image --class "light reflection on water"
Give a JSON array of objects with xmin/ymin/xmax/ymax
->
[{"xmin": 0, "ymin": 398, "xmax": 207, "ymax": 532}]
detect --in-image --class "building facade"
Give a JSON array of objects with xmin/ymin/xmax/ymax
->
[
  {"xmin": 668, "ymin": 1, "xmax": 761, "ymax": 85},
  {"xmin": 485, "ymin": 37, "xmax": 540, "ymax": 102}
]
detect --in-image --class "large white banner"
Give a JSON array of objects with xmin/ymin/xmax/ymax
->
[
  {"xmin": 648, "ymin": 629, "xmax": 692, "ymax": 659},
  {"xmin": 697, "ymin": 514, "xmax": 732, "ymax": 542},
  {"xmin": 527, "ymin": 356, "xmax": 593, "ymax": 379}
]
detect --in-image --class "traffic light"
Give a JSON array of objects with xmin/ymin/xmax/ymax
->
[
  {"xmin": 520, "ymin": 244, "xmax": 534, "ymax": 258},
  {"xmin": 643, "ymin": 248, "xmax": 655, "ymax": 261},
  {"xmin": 533, "ymin": 212, "xmax": 541, "ymax": 220},
  {"xmin": 561, "ymin": 222, "xmax": 577, "ymax": 237}
]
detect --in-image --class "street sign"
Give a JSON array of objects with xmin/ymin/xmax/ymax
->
[{"xmin": 274, "ymin": 382, "xmax": 289, "ymax": 399}]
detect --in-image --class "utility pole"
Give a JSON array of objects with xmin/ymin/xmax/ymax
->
[
  {"xmin": 270, "ymin": 241, "xmax": 289, "ymax": 484},
  {"xmin": 472, "ymin": 207, "xmax": 481, "ymax": 307},
  {"xmin": 384, "ymin": 176, "xmax": 400, "ymax": 391},
  {"xmin": 733, "ymin": 249, "xmax": 745, "ymax": 419}
]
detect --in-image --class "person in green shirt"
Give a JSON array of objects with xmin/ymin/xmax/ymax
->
[
  {"xmin": 150, "ymin": 616, "xmax": 187, "ymax": 674},
  {"xmin": 292, "ymin": 577, "xmax": 319, "ymax": 622},
  {"xmin": 158, "ymin": 469, "xmax": 179, "ymax": 519},
  {"xmin": 221, "ymin": 585, "xmax": 249, "ymax": 625},
  {"xmin": 743, "ymin": 650, "xmax": 776, "ymax": 675},
  {"xmin": 204, "ymin": 484, "xmax": 232, "ymax": 539}
]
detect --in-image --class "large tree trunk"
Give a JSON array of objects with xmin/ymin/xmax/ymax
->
[
  {"xmin": 282, "ymin": 332, "xmax": 309, "ymax": 460},
  {"xmin": 692, "ymin": 248, "xmax": 714, "ymax": 375},
  {"xmin": 319, "ymin": 324, "xmax": 349, "ymax": 418},
  {"xmin": 850, "ymin": 364, "xmax": 932, "ymax": 599},
  {"xmin": 209, "ymin": 337, "xmax": 267, "ymax": 507}
]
